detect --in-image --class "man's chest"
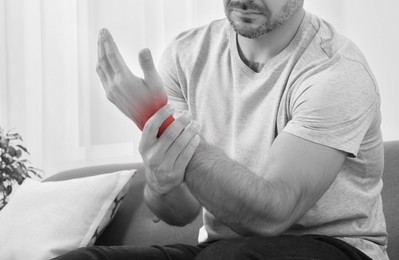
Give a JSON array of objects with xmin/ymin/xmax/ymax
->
[{"xmin": 186, "ymin": 68, "xmax": 293, "ymax": 175}]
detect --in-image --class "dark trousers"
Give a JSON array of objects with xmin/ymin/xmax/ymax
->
[{"xmin": 53, "ymin": 235, "xmax": 372, "ymax": 260}]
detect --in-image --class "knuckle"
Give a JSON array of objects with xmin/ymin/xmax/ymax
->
[
  {"xmin": 96, "ymin": 63, "xmax": 101, "ymax": 73},
  {"xmin": 143, "ymin": 120, "xmax": 156, "ymax": 134},
  {"xmin": 99, "ymin": 56, "xmax": 107, "ymax": 67},
  {"xmin": 114, "ymin": 71, "xmax": 124, "ymax": 82},
  {"xmin": 162, "ymin": 129, "xmax": 175, "ymax": 140},
  {"xmin": 108, "ymin": 52, "xmax": 117, "ymax": 62},
  {"xmin": 106, "ymin": 90, "xmax": 115, "ymax": 101},
  {"xmin": 146, "ymin": 157, "xmax": 160, "ymax": 169},
  {"xmin": 158, "ymin": 164, "xmax": 170, "ymax": 174},
  {"xmin": 180, "ymin": 128, "xmax": 195, "ymax": 142},
  {"xmin": 173, "ymin": 139, "xmax": 185, "ymax": 152},
  {"xmin": 180, "ymin": 149, "xmax": 191, "ymax": 162}
]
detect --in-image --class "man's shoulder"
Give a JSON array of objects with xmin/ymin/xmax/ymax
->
[
  {"xmin": 305, "ymin": 12, "xmax": 371, "ymax": 70},
  {"xmin": 291, "ymin": 12, "xmax": 379, "ymax": 98}
]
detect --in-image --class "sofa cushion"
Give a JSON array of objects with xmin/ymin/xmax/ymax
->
[
  {"xmin": 0, "ymin": 170, "xmax": 135, "ymax": 259},
  {"xmin": 96, "ymin": 167, "xmax": 202, "ymax": 246}
]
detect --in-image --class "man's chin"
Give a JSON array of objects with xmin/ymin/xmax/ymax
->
[{"xmin": 231, "ymin": 24, "xmax": 269, "ymax": 39}]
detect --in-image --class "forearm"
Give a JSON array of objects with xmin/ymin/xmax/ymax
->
[
  {"xmin": 144, "ymin": 182, "xmax": 201, "ymax": 227},
  {"xmin": 184, "ymin": 139, "xmax": 297, "ymax": 236}
]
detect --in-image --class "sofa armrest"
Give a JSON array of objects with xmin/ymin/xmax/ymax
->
[
  {"xmin": 43, "ymin": 163, "xmax": 142, "ymax": 182},
  {"xmin": 382, "ymin": 140, "xmax": 399, "ymax": 259},
  {"xmin": 44, "ymin": 163, "xmax": 202, "ymax": 247}
]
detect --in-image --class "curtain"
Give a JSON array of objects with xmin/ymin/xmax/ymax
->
[{"xmin": 0, "ymin": 0, "xmax": 224, "ymax": 175}]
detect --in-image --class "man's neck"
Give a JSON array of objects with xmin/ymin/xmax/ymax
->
[{"xmin": 237, "ymin": 8, "xmax": 305, "ymax": 68}]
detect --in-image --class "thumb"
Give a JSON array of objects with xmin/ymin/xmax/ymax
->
[{"xmin": 138, "ymin": 48, "xmax": 163, "ymax": 91}]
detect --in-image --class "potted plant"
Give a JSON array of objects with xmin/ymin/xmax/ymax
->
[{"xmin": 0, "ymin": 127, "xmax": 42, "ymax": 210}]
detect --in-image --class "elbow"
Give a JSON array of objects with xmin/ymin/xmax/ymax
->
[
  {"xmin": 245, "ymin": 205, "xmax": 300, "ymax": 236},
  {"xmin": 253, "ymin": 219, "xmax": 291, "ymax": 236},
  {"xmin": 225, "ymin": 206, "xmax": 295, "ymax": 237}
]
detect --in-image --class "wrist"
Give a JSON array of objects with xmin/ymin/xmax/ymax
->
[{"xmin": 137, "ymin": 94, "xmax": 175, "ymax": 137}]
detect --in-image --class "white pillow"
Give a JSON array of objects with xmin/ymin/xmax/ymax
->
[{"xmin": 0, "ymin": 170, "xmax": 135, "ymax": 260}]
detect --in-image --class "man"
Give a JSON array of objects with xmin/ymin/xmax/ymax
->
[{"xmin": 57, "ymin": 0, "xmax": 388, "ymax": 259}]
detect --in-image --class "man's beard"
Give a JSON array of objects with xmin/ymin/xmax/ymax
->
[
  {"xmin": 229, "ymin": 19, "xmax": 281, "ymax": 39},
  {"xmin": 226, "ymin": 0, "xmax": 302, "ymax": 39}
]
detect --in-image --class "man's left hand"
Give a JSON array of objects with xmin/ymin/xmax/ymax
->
[{"xmin": 139, "ymin": 106, "xmax": 201, "ymax": 196}]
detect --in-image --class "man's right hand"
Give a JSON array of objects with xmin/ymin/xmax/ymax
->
[
  {"xmin": 139, "ymin": 105, "xmax": 201, "ymax": 196},
  {"xmin": 96, "ymin": 28, "xmax": 172, "ymax": 133}
]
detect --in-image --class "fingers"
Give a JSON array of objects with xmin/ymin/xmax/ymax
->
[
  {"xmin": 96, "ymin": 65, "xmax": 108, "ymax": 87},
  {"xmin": 138, "ymin": 48, "xmax": 164, "ymax": 91},
  {"xmin": 157, "ymin": 111, "xmax": 192, "ymax": 153},
  {"xmin": 141, "ymin": 104, "xmax": 175, "ymax": 146},
  {"xmin": 97, "ymin": 30, "xmax": 113, "ymax": 83},
  {"xmin": 174, "ymin": 134, "xmax": 200, "ymax": 171},
  {"xmin": 164, "ymin": 119, "xmax": 199, "ymax": 163},
  {"xmin": 100, "ymin": 28, "xmax": 127, "ymax": 76}
]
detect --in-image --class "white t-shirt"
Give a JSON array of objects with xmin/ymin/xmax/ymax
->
[{"xmin": 158, "ymin": 11, "xmax": 388, "ymax": 260}]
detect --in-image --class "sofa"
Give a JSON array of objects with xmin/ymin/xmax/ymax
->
[{"xmin": 45, "ymin": 140, "xmax": 399, "ymax": 259}]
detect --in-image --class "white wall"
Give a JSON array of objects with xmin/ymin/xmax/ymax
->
[{"xmin": 305, "ymin": 0, "xmax": 399, "ymax": 141}]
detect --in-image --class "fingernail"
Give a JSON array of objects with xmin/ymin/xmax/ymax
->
[
  {"xmin": 141, "ymin": 48, "xmax": 151, "ymax": 60},
  {"xmin": 102, "ymin": 28, "xmax": 107, "ymax": 38}
]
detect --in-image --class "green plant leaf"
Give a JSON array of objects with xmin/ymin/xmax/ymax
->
[{"xmin": 16, "ymin": 145, "xmax": 29, "ymax": 154}]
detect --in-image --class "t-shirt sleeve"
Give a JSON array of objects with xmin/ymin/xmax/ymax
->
[
  {"xmin": 283, "ymin": 61, "xmax": 379, "ymax": 157},
  {"xmin": 157, "ymin": 39, "xmax": 189, "ymax": 112}
]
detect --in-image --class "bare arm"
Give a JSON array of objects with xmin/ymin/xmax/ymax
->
[{"xmin": 184, "ymin": 132, "xmax": 346, "ymax": 236}]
